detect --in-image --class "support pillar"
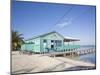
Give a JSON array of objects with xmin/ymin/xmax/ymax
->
[
  {"xmin": 71, "ymin": 52, "xmax": 74, "ymax": 57},
  {"xmin": 53, "ymin": 54, "xmax": 55, "ymax": 58},
  {"xmin": 63, "ymin": 53, "xmax": 66, "ymax": 57},
  {"xmin": 70, "ymin": 52, "xmax": 72, "ymax": 56}
]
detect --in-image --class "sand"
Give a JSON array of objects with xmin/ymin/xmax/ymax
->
[{"xmin": 12, "ymin": 51, "xmax": 95, "ymax": 74}]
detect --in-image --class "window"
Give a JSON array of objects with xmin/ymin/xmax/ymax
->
[
  {"xmin": 30, "ymin": 42, "xmax": 34, "ymax": 44},
  {"xmin": 55, "ymin": 40, "xmax": 62, "ymax": 46},
  {"xmin": 43, "ymin": 39, "xmax": 47, "ymax": 43},
  {"xmin": 51, "ymin": 40, "xmax": 54, "ymax": 45},
  {"xmin": 51, "ymin": 40, "xmax": 54, "ymax": 42}
]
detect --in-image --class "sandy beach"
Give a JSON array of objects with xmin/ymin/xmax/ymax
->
[{"xmin": 12, "ymin": 51, "xmax": 95, "ymax": 74}]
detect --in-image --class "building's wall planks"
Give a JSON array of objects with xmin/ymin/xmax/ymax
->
[{"xmin": 40, "ymin": 32, "xmax": 64, "ymax": 52}]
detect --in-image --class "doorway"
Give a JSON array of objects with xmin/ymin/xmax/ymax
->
[
  {"xmin": 51, "ymin": 40, "xmax": 54, "ymax": 50},
  {"xmin": 51, "ymin": 45, "xmax": 54, "ymax": 49}
]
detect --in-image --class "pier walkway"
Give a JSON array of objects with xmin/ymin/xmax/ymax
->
[{"xmin": 41, "ymin": 48, "xmax": 95, "ymax": 57}]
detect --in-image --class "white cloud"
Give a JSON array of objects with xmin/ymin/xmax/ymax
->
[
  {"xmin": 56, "ymin": 20, "xmax": 71, "ymax": 29},
  {"xmin": 58, "ymin": 21, "xmax": 70, "ymax": 28}
]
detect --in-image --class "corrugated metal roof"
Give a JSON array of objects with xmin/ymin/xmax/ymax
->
[
  {"xmin": 25, "ymin": 31, "xmax": 80, "ymax": 41},
  {"xmin": 25, "ymin": 31, "xmax": 64, "ymax": 41},
  {"xmin": 64, "ymin": 36, "xmax": 80, "ymax": 41}
]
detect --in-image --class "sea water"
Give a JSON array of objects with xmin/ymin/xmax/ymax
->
[
  {"xmin": 64, "ymin": 45, "xmax": 96, "ymax": 71},
  {"xmin": 78, "ymin": 45, "xmax": 96, "ymax": 64}
]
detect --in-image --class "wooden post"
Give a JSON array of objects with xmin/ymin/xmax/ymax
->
[
  {"xmin": 63, "ymin": 53, "xmax": 66, "ymax": 57},
  {"xmin": 52, "ymin": 54, "xmax": 55, "ymax": 58},
  {"xmin": 77, "ymin": 51, "xmax": 79, "ymax": 56},
  {"xmin": 73, "ymin": 41, "xmax": 75, "ymax": 45},
  {"xmin": 71, "ymin": 52, "xmax": 73, "ymax": 57},
  {"xmin": 68, "ymin": 41, "xmax": 69, "ymax": 45},
  {"xmin": 70, "ymin": 52, "xmax": 72, "ymax": 56}
]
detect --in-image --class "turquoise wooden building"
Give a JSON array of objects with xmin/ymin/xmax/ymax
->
[{"xmin": 21, "ymin": 31, "xmax": 80, "ymax": 53}]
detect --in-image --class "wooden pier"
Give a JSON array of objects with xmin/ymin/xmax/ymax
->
[{"xmin": 41, "ymin": 48, "xmax": 95, "ymax": 57}]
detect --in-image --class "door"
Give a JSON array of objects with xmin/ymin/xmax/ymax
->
[
  {"xmin": 51, "ymin": 44, "xmax": 54, "ymax": 49},
  {"xmin": 51, "ymin": 40, "xmax": 54, "ymax": 50}
]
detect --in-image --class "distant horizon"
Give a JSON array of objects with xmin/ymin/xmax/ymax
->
[
  {"xmin": 12, "ymin": 1, "xmax": 96, "ymax": 45},
  {"xmin": 80, "ymin": 44, "xmax": 96, "ymax": 46}
]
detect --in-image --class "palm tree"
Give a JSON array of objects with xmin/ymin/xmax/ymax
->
[{"xmin": 12, "ymin": 30, "xmax": 24, "ymax": 51}]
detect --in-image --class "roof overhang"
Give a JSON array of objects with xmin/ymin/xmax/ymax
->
[{"xmin": 64, "ymin": 37, "xmax": 80, "ymax": 42}]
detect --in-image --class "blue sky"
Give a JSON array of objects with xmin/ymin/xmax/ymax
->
[{"xmin": 12, "ymin": 1, "xmax": 96, "ymax": 45}]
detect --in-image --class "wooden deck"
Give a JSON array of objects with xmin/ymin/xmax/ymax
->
[{"xmin": 41, "ymin": 48, "xmax": 95, "ymax": 57}]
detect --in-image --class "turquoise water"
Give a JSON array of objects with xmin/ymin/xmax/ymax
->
[
  {"xmin": 79, "ymin": 53, "xmax": 96, "ymax": 64},
  {"xmin": 65, "ymin": 52, "xmax": 96, "ymax": 71},
  {"xmin": 78, "ymin": 45, "xmax": 96, "ymax": 64},
  {"xmin": 64, "ymin": 45, "xmax": 96, "ymax": 71}
]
